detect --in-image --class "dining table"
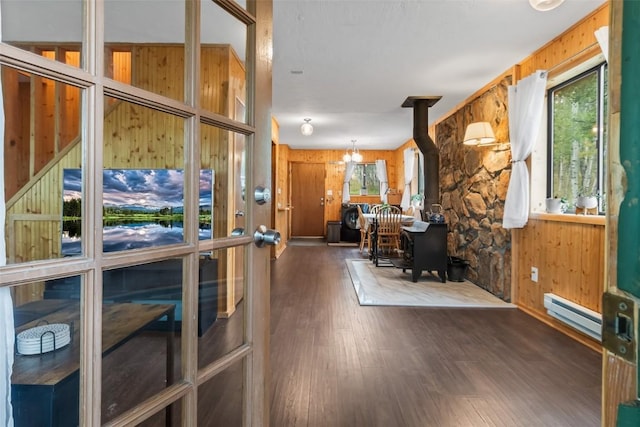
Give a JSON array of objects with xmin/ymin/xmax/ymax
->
[
  {"xmin": 362, "ymin": 212, "xmax": 415, "ymax": 227},
  {"xmin": 363, "ymin": 213, "xmax": 415, "ymax": 265}
]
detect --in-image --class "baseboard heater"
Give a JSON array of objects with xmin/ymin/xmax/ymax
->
[{"xmin": 543, "ymin": 293, "xmax": 602, "ymax": 341}]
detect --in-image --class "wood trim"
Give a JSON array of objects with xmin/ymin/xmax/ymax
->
[
  {"xmin": 5, "ymin": 137, "xmax": 80, "ymax": 210},
  {"xmin": 516, "ymin": 305, "xmax": 602, "ymax": 353},
  {"xmin": 510, "ymin": 229, "xmax": 520, "ymax": 305},
  {"xmin": 432, "ymin": 68, "xmax": 514, "ymax": 128},
  {"xmin": 603, "ymin": 353, "xmax": 637, "ymax": 427},
  {"xmin": 529, "ymin": 212, "xmax": 606, "ymax": 226},
  {"xmin": 603, "ymin": 2, "xmax": 639, "ymax": 426},
  {"xmin": 429, "ymin": 3, "xmax": 608, "ymax": 132}
]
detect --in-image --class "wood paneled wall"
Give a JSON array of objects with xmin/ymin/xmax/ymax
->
[
  {"xmin": 513, "ymin": 216, "xmax": 605, "ymax": 351},
  {"xmin": 132, "ymin": 45, "xmax": 185, "ymax": 100},
  {"xmin": 284, "ymin": 148, "xmax": 398, "ymax": 227},
  {"xmin": 518, "ymin": 5, "xmax": 609, "ymax": 79},
  {"xmin": 8, "ymin": 144, "xmax": 82, "ymax": 304},
  {"xmin": 509, "ymin": 3, "xmax": 608, "ymax": 349},
  {"xmin": 3, "ymin": 53, "xmax": 81, "ymax": 201},
  {"xmin": 272, "ymin": 118, "xmax": 289, "ymax": 259}
]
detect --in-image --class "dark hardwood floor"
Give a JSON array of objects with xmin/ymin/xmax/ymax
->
[{"xmin": 270, "ymin": 243, "xmax": 601, "ymax": 427}]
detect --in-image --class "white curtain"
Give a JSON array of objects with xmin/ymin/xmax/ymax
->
[
  {"xmin": 503, "ymin": 70, "xmax": 547, "ymax": 229},
  {"xmin": 342, "ymin": 161, "xmax": 356, "ymax": 204},
  {"xmin": 375, "ymin": 160, "xmax": 388, "ymax": 203},
  {"xmin": 400, "ymin": 148, "xmax": 414, "ymax": 209},
  {"xmin": 0, "ymin": 4, "xmax": 15, "ymax": 425},
  {"xmin": 595, "ymin": 26, "xmax": 609, "ymax": 63}
]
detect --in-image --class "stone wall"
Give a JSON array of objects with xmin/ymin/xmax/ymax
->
[{"xmin": 436, "ymin": 75, "xmax": 513, "ymax": 301}]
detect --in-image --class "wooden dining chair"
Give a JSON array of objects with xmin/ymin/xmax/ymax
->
[
  {"xmin": 369, "ymin": 204, "xmax": 383, "ymax": 214},
  {"xmin": 356, "ymin": 204, "xmax": 370, "ymax": 255},
  {"xmin": 375, "ymin": 206, "xmax": 402, "ymax": 260}
]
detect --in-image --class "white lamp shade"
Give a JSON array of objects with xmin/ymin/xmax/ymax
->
[
  {"xmin": 463, "ymin": 122, "xmax": 496, "ymax": 146},
  {"xmin": 300, "ymin": 119, "xmax": 313, "ymax": 136},
  {"xmin": 529, "ymin": 0, "xmax": 565, "ymax": 11}
]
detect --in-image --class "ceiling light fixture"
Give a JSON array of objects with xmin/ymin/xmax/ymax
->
[
  {"xmin": 343, "ymin": 139, "xmax": 363, "ymax": 163},
  {"xmin": 529, "ymin": 0, "xmax": 565, "ymax": 12},
  {"xmin": 300, "ymin": 118, "xmax": 313, "ymax": 136},
  {"xmin": 463, "ymin": 122, "xmax": 497, "ymax": 147}
]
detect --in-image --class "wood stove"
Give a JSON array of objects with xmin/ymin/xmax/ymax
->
[{"xmin": 391, "ymin": 222, "xmax": 448, "ymax": 282}]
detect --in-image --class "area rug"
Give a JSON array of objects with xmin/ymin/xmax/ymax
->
[{"xmin": 346, "ymin": 259, "xmax": 516, "ymax": 308}]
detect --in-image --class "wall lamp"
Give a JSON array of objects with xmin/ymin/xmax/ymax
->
[
  {"xmin": 300, "ymin": 118, "xmax": 313, "ymax": 136},
  {"xmin": 462, "ymin": 122, "xmax": 497, "ymax": 147}
]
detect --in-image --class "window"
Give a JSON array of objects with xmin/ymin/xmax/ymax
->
[
  {"xmin": 547, "ymin": 62, "xmax": 608, "ymax": 212},
  {"xmin": 349, "ymin": 163, "xmax": 380, "ymax": 196}
]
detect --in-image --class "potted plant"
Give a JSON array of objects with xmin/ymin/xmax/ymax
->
[
  {"xmin": 410, "ymin": 193, "xmax": 424, "ymax": 208},
  {"xmin": 545, "ymin": 196, "xmax": 567, "ymax": 213},
  {"xmin": 576, "ymin": 190, "xmax": 599, "ymax": 210}
]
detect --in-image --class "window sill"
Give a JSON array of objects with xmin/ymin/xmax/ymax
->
[{"xmin": 529, "ymin": 212, "xmax": 605, "ymax": 226}]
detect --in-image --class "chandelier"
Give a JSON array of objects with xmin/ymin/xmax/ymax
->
[{"xmin": 343, "ymin": 139, "xmax": 363, "ymax": 163}]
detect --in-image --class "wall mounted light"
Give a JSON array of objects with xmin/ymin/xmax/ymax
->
[
  {"xmin": 300, "ymin": 118, "xmax": 313, "ymax": 136},
  {"xmin": 463, "ymin": 122, "xmax": 496, "ymax": 147},
  {"xmin": 343, "ymin": 139, "xmax": 363, "ymax": 163},
  {"xmin": 529, "ymin": 0, "xmax": 565, "ymax": 12}
]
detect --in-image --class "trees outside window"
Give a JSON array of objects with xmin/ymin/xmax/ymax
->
[
  {"xmin": 547, "ymin": 62, "xmax": 608, "ymax": 212},
  {"xmin": 349, "ymin": 163, "xmax": 380, "ymax": 196}
]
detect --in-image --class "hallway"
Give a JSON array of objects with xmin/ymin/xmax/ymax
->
[{"xmin": 270, "ymin": 244, "xmax": 600, "ymax": 427}]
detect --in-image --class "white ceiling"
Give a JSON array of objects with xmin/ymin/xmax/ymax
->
[{"xmin": 272, "ymin": 0, "xmax": 605, "ymax": 150}]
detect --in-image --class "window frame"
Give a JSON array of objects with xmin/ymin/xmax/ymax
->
[
  {"xmin": 546, "ymin": 61, "xmax": 608, "ymax": 214},
  {"xmin": 348, "ymin": 162, "xmax": 380, "ymax": 196}
]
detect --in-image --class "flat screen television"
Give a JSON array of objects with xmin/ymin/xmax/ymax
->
[{"xmin": 62, "ymin": 168, "xmax": 213, "ymax": 256}]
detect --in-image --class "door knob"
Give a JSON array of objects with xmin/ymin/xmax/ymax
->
[
  {"xmin": 254, "ymin": 186, "xmax": 271, "ymax": 205},
  {"xmin": 254, "ymin": 225, "xmax": 281, "ymax": 247}
]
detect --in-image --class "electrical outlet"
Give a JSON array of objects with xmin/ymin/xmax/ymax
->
[{"xmin": 531, "ymin": 267, "xmax": 539, "ymax": 283}]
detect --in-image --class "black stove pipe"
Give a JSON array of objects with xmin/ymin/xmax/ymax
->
[{"xmin": 402, "ymin": 96, "xmax": 442, "ymax": 209}]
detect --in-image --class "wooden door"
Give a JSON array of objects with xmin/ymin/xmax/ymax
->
[
  {"xmin": 603, "ymin": 2, "xmax": 640, "ymax": 426},
  {"xmin": 232, "ymin": 99, "xmax": 246, "ymax": 307},
  {"xmin": 290, "ymin": 162, "xmax": 325, "ymax": 237}
]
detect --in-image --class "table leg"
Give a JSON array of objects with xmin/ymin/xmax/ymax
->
[
  {"xmin": 438, "ymin": 270, "xmax": 446, "ymax": 283},
  {"xmin": 369, "ymin": 220, "xmax": 378, "ymax": 263}
]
